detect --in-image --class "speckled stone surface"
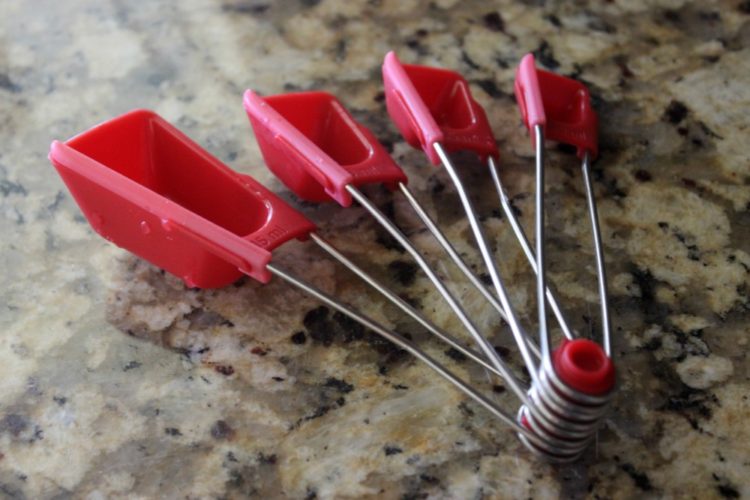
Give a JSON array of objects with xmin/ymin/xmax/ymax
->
[{"xmin": 1, "ymin": 0, "xmax": 749, "ymax": 498}]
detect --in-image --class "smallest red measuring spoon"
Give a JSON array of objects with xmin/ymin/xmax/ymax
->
[
  {"xmin": 513, "ymin": 53, "xmax": 615, "ymax": 461},
  {"xmin": 514, "ymin": 53, "xmax": 609, "ymax": 357}
]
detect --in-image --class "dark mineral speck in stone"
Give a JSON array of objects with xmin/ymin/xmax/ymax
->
[
  {"xmin": 663, "ymin": 100, "xmax": 689, "ymax": 124},
  {"xmin": 211, "ymin": 420, "xmax": 234, "ymax": 440},
  {"xmin": 388, "ymin": 260, "xmax": 418, "ymax": 286},
  {"xmin": 214, "ymin": 365, "xmax": 235, "ymax": 376},
  {"xmin": 444, "ymin": 348, "xmax": 467, "ymax": 362},
  {"xmin": 291, "ymin": 331, "xmax": 307, "ymax": 344},
  {"xmin": 324, "ymin": 377, "xmax": 354, "ymax": 393},
  {"xmin": 634, "ymin": 169, "xmax": 652, "ymax": 182},
  {"xmin": 482, "ymin": 12, "xmax": 505, "ymax": 32},
  {"xmin": 384, "ymin": 445, "xmax": 403, "ymax": 456}
]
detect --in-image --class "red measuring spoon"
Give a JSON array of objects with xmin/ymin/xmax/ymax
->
[
  {"xmin": 49, "ymin": 109, "xmax": 315, "ymax": 288},
  {"xmin": 514, "ymin": 53, "xmax": 598, "ymax": 159},
  {"xmin": 513, "ymin": 53, "xmax": 614, "ymax": 460},
  {"xmin": 244, "ymin": 90, "xmax": 406, "ymax": 207},
  {"xmin": 382, "ymin": 51, "xmax": 498, "ymax": 165},
  {"xmin": 513, "ymin": 53, "xmax": 609, "ymax": 356}
]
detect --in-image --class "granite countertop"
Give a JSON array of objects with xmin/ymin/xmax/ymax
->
[{"xmin": 1, "ymin": 0, "xmax": 749, "ymax": 498}]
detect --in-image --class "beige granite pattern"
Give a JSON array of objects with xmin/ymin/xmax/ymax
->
[{"xmin": 1, "ymin": 0, "xmax": 749, "ymax": 498}]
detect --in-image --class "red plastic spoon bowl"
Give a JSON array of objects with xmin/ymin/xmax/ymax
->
[{"xmin": 49, "ymin": 110, "xmax": 315, "ymax": 288}]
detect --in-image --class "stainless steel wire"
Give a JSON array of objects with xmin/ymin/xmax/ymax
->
[
  {"xmin": 272, "ymin": 147, "xmax": 615, "ymax": 461},
  {"xmin": 581, "ymin": 152, "xmax": 612, "ymax": 356},
  {"xmin": 427, "ymin": 141, "xmax": 613, "ymax": 460},
  {"xmin": 266, "ymin": 262, "xmax": 553, "ymax": 448},
  {"xmin": 487, "ymin": 155, "xmax": 575, "ymax": 341},
  {"xmin": 433, "ymin": 142, "xmax": 540, "ymax": 383},
  {"xmin": 379, "ymin": 138, "xmax": 615, "ymax": 461},
  {"xmin": 309, "ymin": 232, "xmax": 507, "ymax": 379},
  {"xmin": 533, "ymin": 125, "xmax": 550, "ymax": 360},
  {"xmin": 397, "ymin": 181, "xmax": 542, "ymax": 360},
  {"xmin": 345, "ymin": 184, "xmax": 532, "ymax": 404}
]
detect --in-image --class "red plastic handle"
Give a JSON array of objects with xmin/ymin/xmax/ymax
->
[
  {"xmin": 514, "ymin": 53, "xmax": 546, "ymax": 129},
  {"xmin": 382, "ymin": 51, "xmax": 499, "ymax": 165},
  {"xmin": 382, "ymin": 52, "xmax": 444, "ymax": 163},
  {"xmin": 244, "ymin": 90, "xmax": 406, "ymax": 208},
  {"xmin": 49, "ymin": 110, "xmax": 315, "ymax": 288},
  {"xmin": 514, "ymin": 54, "xmax": 598, "ymax": 160}
]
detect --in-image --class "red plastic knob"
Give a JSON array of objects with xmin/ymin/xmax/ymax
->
[{"xmin": 552, "ymin": 339, "xmax": 615, "ymax": 396}]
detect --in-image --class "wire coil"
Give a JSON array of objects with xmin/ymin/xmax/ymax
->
[{"xmin": 518, "ymin": 357, "xmax": 614, "ymax": 462}]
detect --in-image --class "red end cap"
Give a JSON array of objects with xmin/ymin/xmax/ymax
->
[{"xmin": 552, "ymin": 339, "xmax": 615, "ymax": 396}]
